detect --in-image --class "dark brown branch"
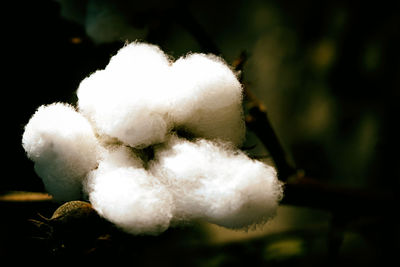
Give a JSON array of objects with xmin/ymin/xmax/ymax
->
[
  {"xmin": 232, "ymin": 52, "xmax": 296, "ymax": 181},
  {"xmin": 245, "ymin": 105, "xmax": 296, "ymax": 181}
]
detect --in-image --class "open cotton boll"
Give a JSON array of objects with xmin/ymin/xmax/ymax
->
[
  {"xmin": 22, "ymin": 103, "xmax": 101, "ymax": 201},
  {"xmin": 170, "ymin": 54, "xmax": 245, "ymax": 146},
  {"xmin": 151, "ymin": 137, "xmax": 283, "ymax": 229},
  {"xmin": 77, "ymin": 42, "xmax": 173, "ymax": 148},
  {"xmin": 85, "ymin": 159, "xmax": 174, "ymax": 235}
]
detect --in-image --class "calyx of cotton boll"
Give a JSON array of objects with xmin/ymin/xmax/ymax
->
[
  {"xmin": 77, "ymin": 42, "xmax": 245, "ymax": 148},
  {"xmin": 22, "ymin": 103, "xmax": 102, "ymax": 202},
  {"xmin": 150, "ymin": 136, "xmax": 283, "ymax": 230}
]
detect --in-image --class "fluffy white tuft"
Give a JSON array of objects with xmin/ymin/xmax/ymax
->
[
  {"xmin": 77, "ymin": 43, "xmax": 245, "ymax": 147},
  {"xmin": 84, "ymin": 147, "xmax": 173, "ymax": 235},
  {"xmin": 151, "ymin": 136, "xmax": 283, "ymax": 229},
  {"xmin": 170, "ymin": 54, "xmax": 245, "ymax": 146},
  {"xmin": 22, "ymin": 103, "xmax": 101, "ymax": 201},
  {"xmin": 77, "ymin": 42, "xmax": 172, "ymax": 148}
]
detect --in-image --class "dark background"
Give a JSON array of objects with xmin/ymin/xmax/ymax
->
[{"xmin": 1, "ymin": 0, "xmax": 399, "ymax": 265}]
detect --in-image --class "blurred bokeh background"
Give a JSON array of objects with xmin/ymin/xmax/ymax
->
[{"xmin": 1, "ymin": 0, "xmax": 399, "ymax": 265}]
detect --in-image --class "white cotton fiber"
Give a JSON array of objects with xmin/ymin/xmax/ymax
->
[
  {"xmin": 77, "ymin": 43, "xmax": 246, "ymax": 148},
  {"xmin": 151, "ymin": 137, "xmax": 283, "ymax": 229},
  {"xmin": 170, "ymin": 54, "xmax": 245, "ymax": 146},
  {"xmin": 84, "ymin": 149, "xmax": 173, "ymax": 235},
  {"xmin": 77, "ymin": 42, "xmax": 173, "ymax": 148},
  {"xmin": 22, "ymin": 103, "xmax": 101, "ymax": 201},
  {"xmin": 94, "ymin": 145, "xmax": 145, "ymax": 172}
]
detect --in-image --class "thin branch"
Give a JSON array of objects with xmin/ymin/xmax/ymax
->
[
  {"xmin": 0, "ymin": 191, "xmax": 52, "ymax": 202},
  {"xmin": 232, "ymin": 52, "xmax": 296, "ymax": 181}
]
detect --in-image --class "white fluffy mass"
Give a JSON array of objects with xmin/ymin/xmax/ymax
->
[
  {"xmin": 22, "ymin": 103, "xmax": 101, "ymax": 201},
  {"xmin": 77, "ymin": 42, "xmax": 245, "ymax": 147},
  {"xmin": 22, "ymin": 42, "xmax": 283, "ymax": 235},
  {"xmin": 169, "ymin": 54, "xmax": 245, "ymax": 146},
  {"xmin": 85, "ymin": 146, "xmax": 174, "ymax": 235},
  {"xmin": 151, "ymin": 136, "xmax": 282, "ymax": 229},
  {"xmin": 77, "ymin": 43, "xmax": 172, "ymax": 148}
]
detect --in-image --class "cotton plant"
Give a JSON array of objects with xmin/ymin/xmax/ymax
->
[{"xmin": 22, "ymin": 42, "xmax": 283, "ymax": 235}]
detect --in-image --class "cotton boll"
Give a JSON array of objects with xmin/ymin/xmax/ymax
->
[
  {"xmin": 22, "ymin": 103, "xmax": 101, "ymax": 201},
  {"xmin": 151, "ymin": 137, "xmax": 283, "ymax": 229},
  {"xmin": 77, "ymin": 42, "xmax": 173, "ymax": 148},
  {"xmin": 85, "ymin": 163, "xmax": 173, "ymax": 235},
  {"xmin": 170, "ymin": 54, "xmax": 245, "ymax": 146}
]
